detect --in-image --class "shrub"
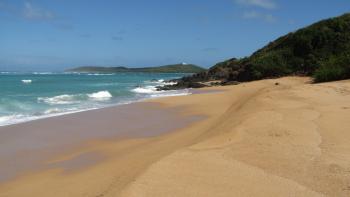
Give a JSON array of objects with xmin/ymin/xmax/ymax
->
[{"xmin": 313, "ymin": 65, "xmax": 347, "ymax": 82}]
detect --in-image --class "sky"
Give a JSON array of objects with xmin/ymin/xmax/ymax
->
[{"xmin": 0, "ymin": 0, "xmax": 349, "ymax": 71}]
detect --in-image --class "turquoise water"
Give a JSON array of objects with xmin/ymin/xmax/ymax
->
[{"xmin": 0, "ymin": 72, "xmax": 190, "ymax": 126}]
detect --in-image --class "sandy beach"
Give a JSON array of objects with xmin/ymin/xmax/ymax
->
[
  {"xmin": 0, "ymin": 77, "xmax": 350, "ymax": 196},
  {"xmin": 0, "ymin": 102, "xmax": 200, "ymax": 183}
]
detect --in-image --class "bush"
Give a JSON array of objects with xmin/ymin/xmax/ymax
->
[{"xmin": 313, "ymin": 65, "xmax": 347, "ymax": 82}]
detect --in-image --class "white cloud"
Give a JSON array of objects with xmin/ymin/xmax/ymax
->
[
  {"xmin": 242, "ymin": 10, "xmax": 277, "ymax": 23},
  {"xmin": 0, "ymin": 1, "xmax": 72, "ymax": 31},
  {"xmin": 235, "ymin": 0, "xmax": 277, "ymax": 9},
  {"xmin": 22, "ymin": 2, "xmax": 55, "ymax": 21}
]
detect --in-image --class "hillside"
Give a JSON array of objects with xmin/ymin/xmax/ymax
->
[
  {"xmin": 67, "ymin": 63, "xmax": 206, "ymax": 73},
  {"xmin": 164, "ymin": 13, "xmax": 350, "ymax": 89}
]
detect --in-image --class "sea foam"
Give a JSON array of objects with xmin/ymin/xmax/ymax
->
[
  {"xmin": 0, "ymin": 114, "xmax": 34, "ymax": 126},
  {"xmin": 132, "ymin": 79, "xmax": 178, "ymax": 94},
  {"xmin": 38, "ymin": 91, "xmax": 113, "ymax": 105},
  {"xmin": 132, "ymin": 80, "xmax": 191, "ymax": 99},
  {"xmin": 145, "ymin": 79, "xmax": 177, "ymax": 86},
  {"xmin": 87, "ymin": 91, "xmax": 113, "ymax": 100},
  {"xmin": 132, "ymin": 86, "xmax": 158, "ymax": 94},
  {"xmin": 21, "ymin": 79, "xmax": 32, "ymax": 84},
  {"xmin": 32, "ymin": 72, "xmax": 54, "ymax": 75},
  {"xmin": 87, "ymin": 73, "xmax": 115, "ymax": 76},
  {"xmin": 38, "ymin": 94, "xmax": 81, "ymax": 105}
]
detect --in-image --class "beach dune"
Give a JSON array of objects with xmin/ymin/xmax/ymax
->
[{"xmin": 0, "ymin": 77, "xmax": 350, "ymax": 196}]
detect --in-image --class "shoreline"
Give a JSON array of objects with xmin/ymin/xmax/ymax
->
[
  {"xmin": 0, "ymin": 97, "xmax": 202, "ymax": 183},
  {"xmin": 1, "ymin": 77, "xmax": 350, "ymax": 196},
  {"xmin": 0, "ymin": 85, "xmax": 219, "ymax": 128},
  {"xmin": 0, "ymin": 89, "xmax": 192, "ymax": 127}
]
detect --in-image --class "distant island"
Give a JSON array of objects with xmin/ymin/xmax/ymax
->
[
  {"xmin": 160, "ymin": 13, "xmax": 350, "ymax": 90},
  {"xmin": 67, "ymin": 63, "xmax": 206, "ymax": 73}
]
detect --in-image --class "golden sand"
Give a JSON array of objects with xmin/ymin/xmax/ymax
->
[{"xmin": 1, "ymin": 77, "xmax": 349, "ymax": 196}]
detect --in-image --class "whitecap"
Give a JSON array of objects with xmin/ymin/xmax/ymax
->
[
  {"xmin": 132, "ymin": 86, "xmax": 157, "ymax": 94},
  {"xmin": 162, "ymin": 81, "xmax": 177, "ymax": 86},
  {"xmin": 38, "ymin": 94, "xmax": 80, "ymax": 105},
  {"xmin": 21, "ymin": 79, "xmax": 32, "ymax": 84},
  {"xmin": 87, "ymin": 91, "xmax": 112, "ymax": 101},
  {"xmin": 134, "ymin": 79, "xmax": 178, "ymax": 94},
  {"xmin": 145, "ymin": 79, "xmax": 177, "ymax": 86},
  {"xmin": 146, "ymin": 79, "xmax": 164, "ymax": 83},
  {"xmin": 87, "ymin": 73, "xmax": 115, "ymax": 76},
  {"xmin": 44, "ymin": 108, "xmax": 62, "ymax": 114},
  {"xmin": 157, "ymin": 79, "xmax": 178, "ymax": 85},
  {"xmin": 32, "ymin": 72, "xmax": 53, "ymax": 75}
]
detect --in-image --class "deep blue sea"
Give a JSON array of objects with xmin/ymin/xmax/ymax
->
[{"xmin": 0, "ymin": 71, "xmax": 190, "ymax": 126}]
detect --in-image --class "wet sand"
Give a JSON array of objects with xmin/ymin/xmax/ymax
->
[
  {"xmin": 1, "ymin": 77, "xmax": 350, "ymax": 197},
  {"xmin": 0, "ymin": 102, "xmax": 200, "ymax": 182}
]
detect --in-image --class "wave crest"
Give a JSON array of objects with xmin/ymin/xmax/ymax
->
[
  {"xmin": 87, "ymin": 73, "xmax": 115, "ymax": 76},
  {"xmin": 38, "ymin": 91, "xmax": 113, "ymax": 105},
  {"xmin": 132, "ymin": 86, "xmax": 157, "ymax": 94},
  {"xmin": 145, "ymin": 79, "xmax": 177, "ymax": 86},
  {"xmin": 131, "ymin": 83, "xmax": 191, "ymax": 99},
  {"xmin": 21, "ymin": 79, "xmax": 32, "ymax": 84},
  {"xmin": 132, "ymin": 79, "xmax": 178, "ymax": 94},
  {"xmin": 38, "ymin": 94, "xmax": 81, "ymax": 105},
  {"xmin": 87, "ymin": 91, "xmax": 113, "ymax": 100},
  {"xmin": 33, "ymin": 72, "xmax": 54, "ymax": 75}
]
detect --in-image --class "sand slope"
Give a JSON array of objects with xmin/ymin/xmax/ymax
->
[
  {"xmin": 1, "ymin": 77, "xmax": 350, "ymax": 196},
  {"xmin": 121, "ymin": 77, "xmax": 350, "ymax": 197}
]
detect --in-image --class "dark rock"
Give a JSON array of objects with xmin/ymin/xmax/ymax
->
[
  {"xmin": 221, "ymin": 81, "xmax": 240, "ymax": 86},
  {"xmin": 156, "ymin": 81, "xmax": 207, "ymax": 91},
  {"xmin": 210, "ymin": 82, "xmax": 221, "ymax": 86}
]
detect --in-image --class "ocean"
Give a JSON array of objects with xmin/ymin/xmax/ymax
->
[{"xmin": 0, "ymin": 71, "xmax": 191, "ymax": 126}]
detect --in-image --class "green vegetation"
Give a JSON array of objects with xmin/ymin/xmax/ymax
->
[
  {"xmin": 67, "ymin": 63, "xmax": 206, "ymax": 74},
  {"xmin": 177, "ymin": 13, "xmax": 350, "ymax": 85},
  {"xmin": 313, "ymin": 54, "xmax": 350, "ymax": 82},
  {"xmin": 247, "ymin": 13, "xmax": 350, "ymax": 82}
]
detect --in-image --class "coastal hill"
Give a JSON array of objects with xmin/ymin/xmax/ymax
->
[
  {"xmin": 67, "ymin": 63, "xmax": 206, "ymax": 73},
  {"xmin": 165, "ymin": 13, "xmax": 350, "ymax": 89}
]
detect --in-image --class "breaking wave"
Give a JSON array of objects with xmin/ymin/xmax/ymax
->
[
  {"xmin": 38, "ymin": 94, "xmax": 81, "ymax": 105},
  {"xmin": 21, "ymin": 79, "xmax": 32, "ymax": 84},
  {"xmin": 132, "ymin": 86, "xmax": 158, "ymax": 94},
  {"xmin": 37, "ymin": 91, "xmax": 113, "ymax": 105},
  {"xmin": 87, "ymin": 91, "xmax": 113, "ymax": 100},
  {"xmin": 132, "ymin": 79, "xmax": 190, "ymax": 98}
]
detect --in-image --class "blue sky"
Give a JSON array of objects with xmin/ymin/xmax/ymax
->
[{"xmin": 0, "ymin": 0, "xmax": 349, "ymax": 71}]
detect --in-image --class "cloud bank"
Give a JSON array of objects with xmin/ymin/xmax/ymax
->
[
  {"xmin": 235, "ymin": 0, "xmax": 277, "ymax": 9},
  {"xmin": 242, "ymin": 10, "xmax": 277, "ymax": 23},
  {"xmin": 22, "ymin": 2, "xmax": 55, "ymax": 21}
]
